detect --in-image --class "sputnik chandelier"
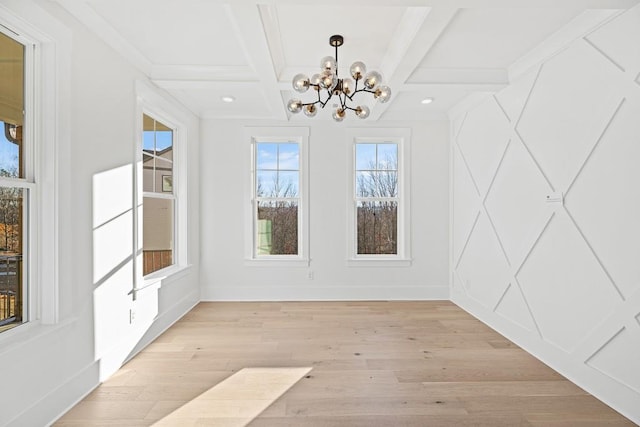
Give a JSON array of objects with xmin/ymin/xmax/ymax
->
[{"xmin": 286, "ymin": 35, "xmax": 391, "ymax": 121}]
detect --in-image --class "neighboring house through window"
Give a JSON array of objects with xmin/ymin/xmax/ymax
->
[{"xmin": 142, "ymin": 114, "xmax": 175, "ymax": 275}]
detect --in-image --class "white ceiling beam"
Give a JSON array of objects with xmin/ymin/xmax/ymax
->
[
  {"xmin": 225, "ymin": 3, "xmax": 288, "ymax": 120},
  {"xmin": 369, "ymin": 7, "xmax": 459, "ymax": 120},
  {"xmin": 508, "ymin": 9, "xmax": 625, "ymax": 81}
]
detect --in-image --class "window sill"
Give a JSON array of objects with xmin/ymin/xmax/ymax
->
[
  {"xmin": 244, "ymin": 258, "xmax": 310, "ymax": 267},
  {"xmin": 142, "ymin": 264, "xmax": 193, "ymax": 289},
  {"xmin": 0, "ymin": 317, "xmax": 77, "ymax": 356},
  {"xmin": 346, "ymin": 258, "xmax": 412, "ymax": 267}
]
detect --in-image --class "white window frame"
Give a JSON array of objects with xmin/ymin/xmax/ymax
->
[
  {"xmin": 0, "ymin": 3, "xmax": 67, "ymax": 342},
  {"xmin": 244, "ymin": 127, "xmax": 309, "ymax": 267},
  {"xmin": 134, "ymin": 81, "xmax": 189, "ymax": 291},
  {"xmin": 346, "ymin": 128, "xmax": 411, "ymax": 267}
]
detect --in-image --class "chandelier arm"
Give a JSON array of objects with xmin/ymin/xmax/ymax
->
[{"xmin": 334, "ymin": 43, "xmax": 339, "ymax": 78}]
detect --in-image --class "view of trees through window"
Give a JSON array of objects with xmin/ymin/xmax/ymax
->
[
  {"xmin": 0, "ymin": 31, "xmax": 25, "ymax": 329},
  {"xmin": 255, "ymin": 142, "xmax": 299, "ymax": 256},
  {"xmin": 355, "ymin": 143, "xmax": 398, "ymax": 255}
]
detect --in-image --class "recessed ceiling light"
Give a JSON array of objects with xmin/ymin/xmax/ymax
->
[
  {"xmin": 421, "ymin": 97, "xmax": 434, "ymax": 105},
  {"xmin": 221, "ymin": 96, "xmax": 235, "ymax": 103}
]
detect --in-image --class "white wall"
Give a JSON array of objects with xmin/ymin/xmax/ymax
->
[
  {"xmin": 0, "ymin": 1, "xmax": 200, "ymax": 426},
  {"xmin": 200, "ymin": 120, "xmax": 449, "ymax": 301},
  {"xmin": 450, "ymin": 6, "xmax": 640, "ymax": 424}
]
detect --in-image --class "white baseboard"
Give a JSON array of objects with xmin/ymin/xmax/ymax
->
[
  {"xmin": 5, "ymin": 360, "xmax": 100, "ymax": 427},
  {"xmin": 40, "ymin": 289, "xmax": 199, "ymax": 427},
  {"xmin": 200, "ymin": 284, "xmax": 450, "ymax": 301},
  {"xmin": 451, "ymin": 291, "xmax": 640, "ymax": 425}
]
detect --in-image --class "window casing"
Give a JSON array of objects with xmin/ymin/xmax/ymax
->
[
  {"xmin": 246, "ymin": 127, "xmax": 309, "ymax": 266},
  {"xmin": 0, "ymin": 13, "xmax": 60, "ymax": 334},
  {"xmin": 135, "ymin": 80, "xmax": 190, "ymax": 290},
  {"xmin": 0, "ymin": 29, "xmax": 30, "ymax": 332},
  {"xmin": 347, "ymin": 129, "xmax": 411, "ymax": 266}
]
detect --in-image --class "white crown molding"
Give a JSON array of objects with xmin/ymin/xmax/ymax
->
[{"xmin": 53, "ymin": 0, "xmax": 152, "ymax": 75}]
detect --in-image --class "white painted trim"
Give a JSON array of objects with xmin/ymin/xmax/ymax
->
[
  {"xmin": 346, "ymin": 127, "xmax": 412, "ymax": 263},
  {"xmin": 244, "ymin": 126, "xmax": 310, "ymax": 263},
  {"xmin": 135, "ymin": 80, "xmax": 197, "ymax": 293},
  {"xmin": 452, "ymin": 293, "xmax": 640, "ymax": 425},
  {"xmin": 508, "ymin": 9, "xmax": 624, "ymax": 82},
  {"xmin": 243, "ymin": 258, "xmax": 310, "ymax": 267},
  {"xmin": 0, "ymin": 1, "xmax": 71, "ymax": 329},
  {"xmin": 52, "ymin": 0, "xmax": 152, "ymax": 75},
  {"xmin": 11, "ymin": 360, "xmax": 100, "ymax": 427},
  {"xmin": 346, "ymin": 258, "xmax": 412, "ymax": 267}
]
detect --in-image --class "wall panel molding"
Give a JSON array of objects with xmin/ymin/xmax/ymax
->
[{"xmin": 451, "ymin": 4, "xmax": 640, "ymax": 423}]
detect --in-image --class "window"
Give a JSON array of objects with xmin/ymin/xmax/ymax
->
[
  {"xmin": 0, "ymin": 30, "xmax": 29, "ymax": 331},
  {"xmin": 347, "ymin": 129, "xmax": 411, "ymax": 265},
  {"xmin": 246, "ymin": 127, "xmax": 309, "ymax": 265},
  {"xmin": 141, "ymin": 114, "xmax": 175, "ymax": 276},
  {"xmin": 355, "ymin": 143, "xmax": 398, "ymax": 254}
]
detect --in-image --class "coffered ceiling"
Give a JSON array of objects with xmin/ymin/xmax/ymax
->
[{"xmin": 54, "ymin": 0, "xmax": 639, "ymax": 121}]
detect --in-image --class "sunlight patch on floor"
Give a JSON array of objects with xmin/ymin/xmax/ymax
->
[{"xmin": 152, "ymin": 367, "xmax": 312, "ymax": 426}]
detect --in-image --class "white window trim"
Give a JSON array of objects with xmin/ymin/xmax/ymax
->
[
  {"xmin": 0, "ymin": 2, "xmax": 71, "ymax": 342},
  {"xmin": 244, "ymin": 127, "xmax": 309, "ymax": 267},
  {"xmin": 346, "ymin": 128, "xmax": 412, "ymax": 267},
  {"xmin": 134, "ymin": 80, "xmax": 190, "ymax": 290}
]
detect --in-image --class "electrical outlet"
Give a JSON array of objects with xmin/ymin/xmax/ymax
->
[
  {"xmin": 129, "ymin": 308, "xmax": 136, "ymax": 324},
  {"xmin": 308, "ymin": 270, "xmax": 314, "ymax": 280}
]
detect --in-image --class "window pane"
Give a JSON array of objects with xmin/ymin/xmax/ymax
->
[
  {"xmin": 143, "ymin": 114, "xmax": 173, "ymax": 194},
  {"xmin": 377, "ymin": 143, "xmax": 397, "ymax": 170},
  {"xmin": 257, "ymin": 170, "xmax": 277, "ymax": 197},
  {"xmin": 0, "ymin": 32, "xmax": 25, "ymax": 178},
  {"xmin": 356, "ymin": 171, "xmax": 398, "ymax": 198},
  {"xmin": 0, "ymin": 187, "xmax": 25, "ymax": 328},
  {"xmin": 355, "ymin": 144, "xmax": 375, "ymax": 171},
  {"xmin": 143, "ymin": 197, "xmax": 173, "ymax": 275},
  {"xmin": 256, "ymin": 143, "xmax": 278, "ymax": 170},
  {"xmin": 257, "ymin": 200, "xmax": 298, "ymax": 255},
  {"xmin": 277, "ymin": 171, "xmax": 298, "ymax": 197},
  {"xmin": 278, "ymin": 143, "xmax": 299, "ymax": 170},
  {"xmin": 357, "ymin": 200, "xmax": 397, "ymax": 255},
  {"xmin": 356, "ymin": 171, "xmax": 375, "ymax": 197}
]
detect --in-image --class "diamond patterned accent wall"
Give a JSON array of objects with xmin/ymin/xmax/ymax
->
[{"xmin": 451, "ymin": 5, "xmax": 640, "ymax": 423}]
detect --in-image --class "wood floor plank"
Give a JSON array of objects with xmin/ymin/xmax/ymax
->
[{"xmin": 54, "ymin": 301, "xmax": 635, "ymax": 426}]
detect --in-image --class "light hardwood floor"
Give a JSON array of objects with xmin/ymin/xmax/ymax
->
[{"xmin": 55, "ymin": 301, "xmax": 634, "ymax": 426}]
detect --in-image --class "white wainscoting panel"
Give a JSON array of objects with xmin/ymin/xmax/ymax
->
[{"xmin": 451, "ymin": 5, "xmax": 640, "ymax": 423}]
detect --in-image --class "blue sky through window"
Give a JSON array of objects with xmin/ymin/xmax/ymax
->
[
  {"xmin": 0, "ymin": 120, "xmax": 20, "ymax": 176},
  {"xmin": 256, "ymin": 142, "xmax": 299, "ymax": 197},
  {"xmin": 143, "ymin": 130, "xmax": 173, "ymax": 152}
]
